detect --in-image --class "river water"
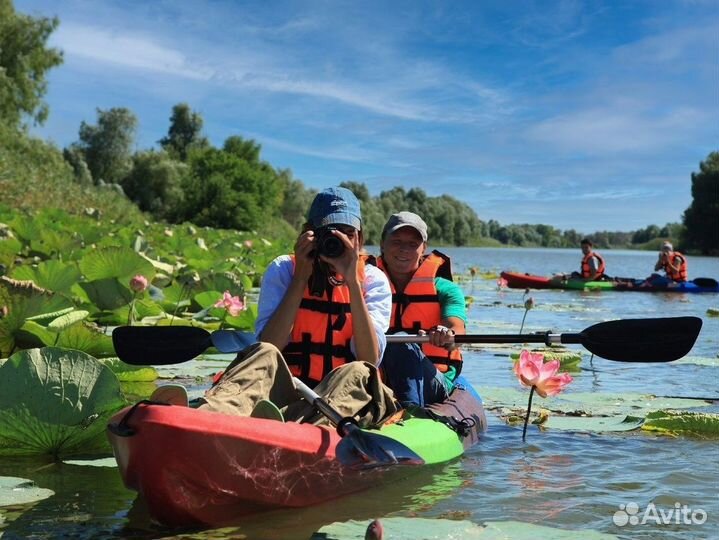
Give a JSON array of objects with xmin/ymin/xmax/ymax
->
[{"xmin": 1, "ymin": 248, "xmax": 718, "ymax": 539}]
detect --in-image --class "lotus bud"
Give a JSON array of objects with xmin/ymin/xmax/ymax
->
[{"xmin": 129, "ymin": 274, "xmax": 149, "ymax": 293}]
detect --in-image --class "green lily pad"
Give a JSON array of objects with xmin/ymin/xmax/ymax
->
[
  {"xmin": 312, "ymin": 518, "xmax": 619, "ymax": 540},
  {"xmin": 0, "ymin": 277, "xmax": 73, "ymax": 357},
  {"xmin": 642, "ymin": 410, "xmax": 719, "ymax": 437},
  {"xmin": 101, "ymin": 358, "xmax": 158, "ymax": 382},
  {"xmin": 0, "ymin": 476, "xmax": 54, "ymax": 507},
  {"xmin": 10, "ymin": 259, "xmax": 82, "ymax": 295},
  {"xmin": 21, "ymin": 320, "xmax": 115, "ymax": 358},
  {"xmin": 78, "ymin": 246, "xmax": 154, "ymax": 282},
  {"xmin": 78, "ymin": 277, "xmax": 133, "ymax": 310},
  {"xmin": 706, "ymin": 308, "xmax": 719, "ymax": 317},
  {"xmin": 0, "ymin": 347, "xmax": 125, "ymax": 457}
]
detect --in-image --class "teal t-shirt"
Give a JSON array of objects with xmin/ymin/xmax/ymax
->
[{"xmin": 434, "ymin": 277, "xmax": 467, "ymax": 388}]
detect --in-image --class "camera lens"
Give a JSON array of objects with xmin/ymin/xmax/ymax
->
[{"xmin": 315, "ymin": 227, "xmax": 345, "ymax": 258}]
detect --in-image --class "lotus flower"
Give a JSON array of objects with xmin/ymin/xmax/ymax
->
[
  {"xmin": 243, "ymin": 240, "xmax": 254, "ymax": 249},
  {"xmin": 514, "ymin": 349, "xmax": 573, "ymax": 440},
  {"xmin": 214, "ymin": 291, "xmax": 245, "ymax": 317},
  {"xmin": 129, "ymin": 274, "xmax": 148, "ymax": 293},
  {"xmin": 497, "ymin": 277, "xmax": 508, "ymax": 289}
]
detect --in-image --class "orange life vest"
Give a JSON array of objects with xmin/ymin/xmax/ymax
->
[
  {"xmin": 281, "ymin": 260, "xmax": 355, "ymax": 386},
  {"xmin": 663, "ymin": 251, "xmax": 688, "ymax": 282},
  {"xmin": 375, "ymin": 251, "xmax": 463, "ymax": 374},
  {"xmin": 581, "ymin": 251, "xmax": 606, "ymax": 279}
]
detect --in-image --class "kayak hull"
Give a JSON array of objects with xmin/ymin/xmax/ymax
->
[
  {"xmin": 107, "ymin": 379, "xmax": 486, "ymax": 528},
  {"xmin": 500, "ymin": 271, "xmax": 719, "ymax": 293}
]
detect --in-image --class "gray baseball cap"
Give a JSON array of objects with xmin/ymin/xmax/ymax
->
[{"xmin": 381, "ymin": 211, "xmax": 428, "ymax": 242}]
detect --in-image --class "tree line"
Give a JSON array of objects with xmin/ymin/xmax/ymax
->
[{"xmin": 2, "ymin": 0, "xmax": 717, "ymax": 253}]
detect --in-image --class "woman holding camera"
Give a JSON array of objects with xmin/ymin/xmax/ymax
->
[{"xmin": 195, "ymin": 187, "xmax": 398, "ymax": 427}]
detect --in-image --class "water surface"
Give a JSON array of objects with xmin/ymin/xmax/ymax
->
[{"xmin": 1, "ymin": 248, "xmax": 717, "ymax": 539}]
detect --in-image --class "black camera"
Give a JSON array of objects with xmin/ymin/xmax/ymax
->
[{"xmin": 314, "ymin": 226, "xmax": 345, "ymax": 258}]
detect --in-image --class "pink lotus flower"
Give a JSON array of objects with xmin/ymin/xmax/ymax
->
[
  {"xmin": 214, "ymin": 291, "xmax": 245, "ymax": 317},
  {"xmin": 514, "ymin": 350, "xmax": 572, "ymax": 398},
  {"xmin": 243, "ymin": 240, "xmax": 253, "ymax": 249},
  {"xmin": 497, "ymin": 277, "xmax": 508, "ymax": 289},
  {"xmin": 129, "ymin": 274, "xmax": 148, "ymax": 293},
  {"xmin": 514, "ymin": 349, "xmax": 573, "ymax": 441}
]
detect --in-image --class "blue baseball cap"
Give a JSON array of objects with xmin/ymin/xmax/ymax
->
[{"xmin": 307, "ymin": 187, "xmax": 362, "ymax": 229}]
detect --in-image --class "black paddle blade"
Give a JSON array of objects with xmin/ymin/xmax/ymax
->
[
  {"xmin": 112, "ymin": 326, "xmax": 213, "ymax": 365},
  {"xmin": 576, "ymin": 316, "xmax": 702, "ymax": 362},
  {"xmin": 335, "ymin": 425, "xmax": 424, "ymax": 470}
]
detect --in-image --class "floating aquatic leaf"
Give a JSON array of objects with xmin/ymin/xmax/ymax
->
[
  {"xmin": 0, "ymin": 347, "xmax": 125, "ymax": 457},
  {"xmin": 0, "ymin": 476, "xmax": 54, "ymax": 507},
  {"xmin": 47, "ymin": 310, "xmax": 89, "ymax": 332},
  {"xmin": 0, "ymin": 277, "xmax": 73, "ymax": 356},
  {"xmin": 312, "ymin": 517, "xmax": 619, "ymax": 540},
  {"xmin": 642, "ymin": 410, "xmax": 719, "ymax": 437},
  {"xmin": 10, "ymin": 259, "xmax": 82, "ymax": 294},
  {"xmin": 78, "ymin": 246, "xmax": 155, "ymax": 282},
  {"xmin": 63, "ymin": 457, "xmax": 118, "ymax": 468},
  {"xmin": 100, "ymin": 358, "xmax": 158, "ymax": 382},
  {"xmin": 78, "ymin": 277, "xmax": 133, "ymax": 310},
  {"xmin": 25, "ymin": 307, "xmax": 75, "ymax": 322}
]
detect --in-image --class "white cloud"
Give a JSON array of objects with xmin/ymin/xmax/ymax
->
[{"xmin": 53, "ymin": 24, "xmax": 213, "ymax": 80}]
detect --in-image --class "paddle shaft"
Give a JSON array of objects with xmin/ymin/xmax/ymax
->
[{"xmin": 387, "ymin": 332, "xmax": 577, "ymax": 346}]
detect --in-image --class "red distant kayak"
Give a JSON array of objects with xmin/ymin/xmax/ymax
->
[
  {"xmin": 500, "ymin": 271, "xmax": 719, "ymax": 293},
  {"xmin": 107, "ymin": 380, "xmax": 486, "ymax": 528}
]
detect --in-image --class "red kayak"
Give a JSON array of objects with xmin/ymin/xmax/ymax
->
[{"xmin": 107, "ymin": 381, "xmax": 486, "ymax": 528}]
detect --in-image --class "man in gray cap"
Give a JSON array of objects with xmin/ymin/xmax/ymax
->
[
  {"xmin": 373, "ymin": 211, "xmax": 467, "ymax": 408},
  {"xmin": 651, "ymin": 241, "xmax": 688, "ymax": 283}
]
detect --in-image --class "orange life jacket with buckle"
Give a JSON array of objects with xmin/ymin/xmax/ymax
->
[
  {"xmin": 281, "ymin": 258, "xmax": 356, "ymax": 386},
  {"xmin": 374, "ymin": 251, "xmax": 463, "ymax": 375},
  {"xmin": 663, "ymin": 251, "xmax": 688, "ymax": 282},
  {"xmin": 581, "ymin": 251, "xmax": 606, "ymax": 279}
]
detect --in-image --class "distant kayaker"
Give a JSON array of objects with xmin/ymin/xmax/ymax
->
[
  {"xmin": 370, "ymin": 211, "xmax": 467, "ymax": 408},
  {"xmin": 195, "ymin": 186, "xmax": 399, "ymax": 427},
  {"xmin": 649, "ymin": 241, "xmax": 688, "ymax": 284},
  {"xmin": 551, "ymin": 238, "xmax": 606, "ymax": 283}
]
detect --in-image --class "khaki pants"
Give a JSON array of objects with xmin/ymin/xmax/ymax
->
[{"xmin": 197, "ymin": 342, "xmax": 399, "ymax": 428}]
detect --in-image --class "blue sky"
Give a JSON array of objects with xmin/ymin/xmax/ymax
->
[{"xmin": 16, "ymin": 0, "xmax": 718, "ymax": 232}]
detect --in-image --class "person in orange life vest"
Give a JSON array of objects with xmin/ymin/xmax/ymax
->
[
  {"xmin": 647, "ymin": 241, "xmax": 688, "ymax": 285},
  {"xmin": 374, "ymin": 211, "xmax": 467, "ymax": 408},
  {"xmin": 569, "ymin": 238, "xmax": 606, "ymax": 281},
  {"xmin": 195, "ymin": 187, "xmax": 396, "ymax": 426}
]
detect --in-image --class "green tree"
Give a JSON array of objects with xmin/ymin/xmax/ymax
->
[
  {"xmin": 683, "ymin": 151, "xmax": 719, "ymax": 255},
  {"xmin": 223, "ymin": 135, "xmax": 261, "ymax": 164},
  {"xmin": 179, "ymin": 146, "xmax": 282, "ymax": 230},
  {"xmin": 0, "ymin": 0, "xmax": 63, "ymax": 128},
  {"xmin": 159, "ymin": 103, "xmax": 208, "ymax": 161},
  {"xmin": 121, "ymin": 150, "xmax": 187, "ymax": 220},
  {"xmin": 74, "ymin": 107, "xmax": 138, "ymax": 185}
]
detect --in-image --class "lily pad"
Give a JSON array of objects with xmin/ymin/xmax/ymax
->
[
  {"xmin": 78, "ymin": 246, "xmax": 154, "ymax": 282},
  {"xmin": 544, "ymin": 415, "xmax": 645, "ymax": 432},
  {"xmin": 0, "ymin": 476, "xmax": 54, "ymax": 507},
  {"xmin": 0, "ymin": 347, "xmax": 125, "ymax": 457},
  {"xmin": 100, "ymin": 358, "xmax": 158, "ymax": 382},
  {"xmin": 312, "ymin": 518, "xmax": 619, "ymax": 539},
  {"xmin": 63, "ymin": 457, "xmax": 118, "ymax": 468},
  {"xmin": 642, "ymin": 410, "xmax": 719, "ymax": 437}
]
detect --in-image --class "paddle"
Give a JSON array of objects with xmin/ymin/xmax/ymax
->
[
  {"xmin": 113, "ymin": 316, "xmax": 702, "ymax": 365},
  {"xmin": 112, "ymin": 326, "xmax": 424, "ymax": 470},
  {"xmin": 692, "ymin": 277, "xmax": 718, "ymax": 288},
  {"xmin": 386, "ymin": 316, "xmax": 702, "ymax": 363}
]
